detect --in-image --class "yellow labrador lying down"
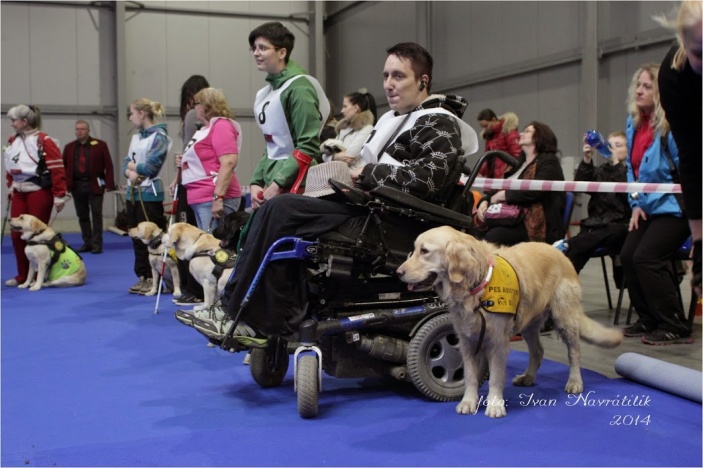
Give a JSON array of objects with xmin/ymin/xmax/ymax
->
[
  {"xmin": 9, "ymin": 214, "xmax": 87, "ymax": 290},
  {"xmin": 397, "ymin": 226, "xmax": 622, "ymax": 418},
  {"xmin": 128, "ymin": 221, "xmax": 182, "ymax": 298},
  {"xmin": 162, "ymin": 223, "xmax": 234, "ymax": 310}
]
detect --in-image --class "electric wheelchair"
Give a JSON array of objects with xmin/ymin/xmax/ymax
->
[{"xmin": 218, "ymin": 151, "xmax": 518, "ymax": 418}]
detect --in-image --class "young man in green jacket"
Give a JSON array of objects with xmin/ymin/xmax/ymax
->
[{"xmin": 248, "ymin": 21, "xmax": 329, "ymax": 208}]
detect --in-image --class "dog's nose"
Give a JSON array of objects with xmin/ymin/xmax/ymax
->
[{"xmin": 396, "ymin": 266, "xmax": 404, "ymax": 277}]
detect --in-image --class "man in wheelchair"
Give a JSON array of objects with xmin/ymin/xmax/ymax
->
[{"xmin": 175, "ymin": 42, "xmax": 479, "ymax": 347}]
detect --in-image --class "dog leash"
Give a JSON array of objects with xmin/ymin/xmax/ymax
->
[{"xmin": 468, "ymin": 257, "xmax": 494, "ymax": 357}]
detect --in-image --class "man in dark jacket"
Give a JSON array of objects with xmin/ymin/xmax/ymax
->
[
  {"xmin": 62, "ymin": 120, "xmax": 115, "ymax": 254},
  {"xmin": 566, "ymin": 131, "xmax": 630, "ymax": 284}
]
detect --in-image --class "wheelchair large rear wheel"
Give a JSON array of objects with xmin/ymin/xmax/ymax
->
[
  {"xmin": 250, "ymin": 342, "xmax": 289, "ymax": 388},
  {"xmin": 296, "ymin": 354, "xmax": 319, "ymax": 418},
  {"xmin": 407, "ymin": 313, "xmax": 466, "ymax": 401}
]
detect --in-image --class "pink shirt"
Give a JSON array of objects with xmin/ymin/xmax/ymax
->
[{"xmin": 185, "ymin": 118, "xmax": 242, "ymax": 204}]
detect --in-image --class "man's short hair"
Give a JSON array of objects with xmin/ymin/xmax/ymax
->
[
  {"xmin": 249, "ymin": 22, "xmax": 295, "ymax": 63},
  {"xmin": 75, "ymin": 120, "xmax": 90, "ymax": 130},
  {"xmin": 386, "ymin": 42, "xmax": 434, "ymax": 93}
]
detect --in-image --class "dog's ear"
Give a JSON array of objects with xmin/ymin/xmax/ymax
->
[
  {"xmin": 446, "ymin": 240, "xmax": 471, "ymax": 284},
  {"xmin": 143, "ymin": 223, "xmax": 153, "ymax": 239},
  {"xmin": 29, "ymin": 216, "xmax": 43, "ymax": 232}
]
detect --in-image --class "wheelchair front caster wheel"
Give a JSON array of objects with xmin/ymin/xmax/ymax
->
[
  {"xmin": 250, "ymin": 342, "xmax": 289, "ymax": 388},
  {"xmin": 296, "ymin": 354, "xmax": 319, "ymax": 418}
]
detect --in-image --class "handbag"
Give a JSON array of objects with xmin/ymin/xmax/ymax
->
[{"xmin": 484, "ymin": 202, "xmax": 525, "ymax": 227}]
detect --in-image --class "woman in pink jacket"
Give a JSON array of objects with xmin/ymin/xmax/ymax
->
[{"xmin": 180, "ymin": 88, "xmax": 242, "ymax": 231}]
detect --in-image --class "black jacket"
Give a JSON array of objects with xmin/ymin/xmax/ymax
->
[
  {"xmin": 479, "ymin": 152, "xmax": 566, "ymax": 244},
  {"xmin": 500, "ymin": 152, "xmax": 566, "ymax": 244},
  {"xmin": 659, "ymin": 43, "xmax": 702, "ymax": 220},
  {"xmin": 574, "ymin": 160, "xmax": 630, "ymax": 229}
]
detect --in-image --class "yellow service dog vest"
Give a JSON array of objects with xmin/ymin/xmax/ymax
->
[{"xmin": 479, "ymin": 255, "xmax": 520, "ymax": 314}]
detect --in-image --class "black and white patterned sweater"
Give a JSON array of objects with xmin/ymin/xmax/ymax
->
[{"xmin": 357, "ymin": 94, "xmax": 470, "ymax": 202}]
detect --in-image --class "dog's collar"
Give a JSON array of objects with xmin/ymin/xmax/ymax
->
[
  {"xmin": 27, "ymin": 228, "xmax": 46, "ymax": 240},
  {"xmin": 468, "ymin": 257, "xmax": 494, "ymax": 296},
  {"xmin": 148, "ymin": 233, "xmax": 163, "ymax": 250}
]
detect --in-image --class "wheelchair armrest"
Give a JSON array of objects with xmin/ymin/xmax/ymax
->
[
  {"xmin": 369, "ymin": 186, "xmax": 473, "ymax": 226},
  {"xmin": 329, "ymin": 179, "xmax": 374, "ymax": 205}
]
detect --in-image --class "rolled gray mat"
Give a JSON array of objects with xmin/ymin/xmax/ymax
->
[{"xmin": 615, "ymin": 352, "xmax": 702, "ymax": 403}]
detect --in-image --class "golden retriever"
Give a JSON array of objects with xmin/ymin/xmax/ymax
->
[
  {"xmin": 396, "ymin": 226, "xmax": 622, "ymax": 418},
  {"xmin": 9, "ymin": 214, "xmax": 87, "ymax": 290},
  {"xmin": 162, "ymin": 222, "xmax": 234, "ymax": 309},
  {"xmin": 128, "ymin": 221, "xmax": 182, "ymax": 298}
]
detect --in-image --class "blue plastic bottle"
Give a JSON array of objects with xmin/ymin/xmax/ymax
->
[
  {"xmin": 584, "ymin": 130, "xmax": 612, "ymax": 158},
  {"xmin": 552, "ymin": 238, "xmax": 569, "ymax": 254}
]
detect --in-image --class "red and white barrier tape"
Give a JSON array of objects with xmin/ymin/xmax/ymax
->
[{"xmin": 471, "ymin": 178, "xmax": 681, "ymax": 194}]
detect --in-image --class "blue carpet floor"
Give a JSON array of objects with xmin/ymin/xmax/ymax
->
[{"xmin": 1, "ymin": 233, "xmax": 701, "ymax": 467}]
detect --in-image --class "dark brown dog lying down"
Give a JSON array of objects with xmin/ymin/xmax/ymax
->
[
  {"xmin": 9, "ymin": 214, "xmax": 87, "ymax": 290},
  {"xmin": 397, "ymin": 226, "xmax": 622, "ymax": 418}
]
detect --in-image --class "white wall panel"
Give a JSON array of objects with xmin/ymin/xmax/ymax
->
[
  {"xmin": 164, "ymin": 14, "xmax": 211, "ymax": 108},
  {"xmin": 125, "ymin": 10, "xmax": 168, "ymax": 103},
  {"xmin": 2, "ymin": 4, "xmax": 32, "ymax": 103},
  {"xmin": 599, "ymin": 1, "xmax": 676, "ymax": 40},
  {"xmin": 29, "ymin": 7, "xmax": 79, "ymax": 105},
  {"xmin": 76, "ymin": 9, "xmax": 104, "ymax": 106},
  {"xmin": 325, "ymin": 1, "xmax": 418, "ymax": 106}
]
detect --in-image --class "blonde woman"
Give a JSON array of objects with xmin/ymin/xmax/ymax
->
[
  {"xmin": 180, "ymin": 87, "xmax": 242, "ymax": 231},
  {"xmin": 619, "ymin": 64, "xmax": 691, "ymax": 345},
  {"xmin": 122, "ymin": 98, "xmax": 172, "ymax": 294},
  {"xmin": 657, "ymin": 0, "xmax": 702, "ymax": 297}
]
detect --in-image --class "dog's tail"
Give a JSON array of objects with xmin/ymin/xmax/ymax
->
[{"xmin": 579, "ymin": 315, "xmax": 623, "ymax": 348}]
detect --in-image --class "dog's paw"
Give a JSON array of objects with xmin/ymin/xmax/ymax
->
[
  {"xmin": 29, "ymin": 285, "xmax": 42, "ymax": 291},
  {"xmin": 564, "ymin": 379, "xmax": 583, "ymax": 394},
  {"xmin": 485, "ymin": 403, "xmax": 507, "ymax": 419},
  {"xmin": 17, "ymin": 283, "xmax": 30, "ymax": 289},
  {"xmin": 143, "ymin": 290, "xmax": 157, "ymax": 296},
  {"xmin": 456, "ymin": 398, "xmax": 478, "ymax": 415},
  {"xmin": 512, "ymin": 373, "xmax": 536, "ymax": 387}
]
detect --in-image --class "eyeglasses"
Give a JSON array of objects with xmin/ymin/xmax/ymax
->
[{"xmin": 249, "ymin": 44, "xmax": 278, "ymax": 53}]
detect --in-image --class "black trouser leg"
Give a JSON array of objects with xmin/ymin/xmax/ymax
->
[
  {"xmin": 127, "ymin": 199, "xmax": 165, "ymax": 279},
  {"xmin": 173, "ymin": 185, "xmax": 203, "ymax": 298},
  {"xmin": 223, "ymin": 194, "xmax": 360, "ymax": 336},
  {"xmin": 567, "ymin": 224, "xmax": 628, "ymax": 273},
  {"xmin": 620, "ymin": 215, "xmax": 691, "ymax": 334},
  {"xmin": 89, "ymin": 193, "xmax": 104, "ymax": 248},
  {"xmin": 72, "ymin": 182, "xmax": 93, "ymax": 246}
]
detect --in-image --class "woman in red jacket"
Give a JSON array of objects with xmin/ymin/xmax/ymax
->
[
  {"xmin": 3, "ymin": 104, "xmax": 67, "ymax": 286},
  {"xmin": 476, "ymin": 108, "xmax": 522, "ymax": 179}
]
